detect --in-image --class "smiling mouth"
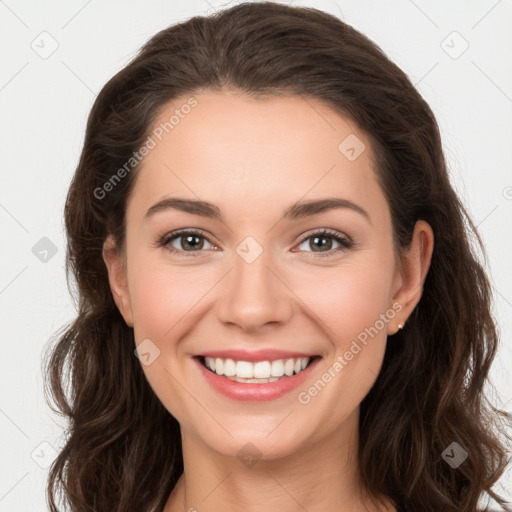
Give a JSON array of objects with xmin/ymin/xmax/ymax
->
[{"xmin": 196, "ymin": 355, "xmax": 319, "ymax": 384}]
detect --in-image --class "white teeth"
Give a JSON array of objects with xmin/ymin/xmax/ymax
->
[
  {"xmin": 235, "ymin": 361, "xmax": 253, "ymax": 378},
  {"xmin": 270, "ymin": 359, "xmax": 284, "ymax": 377},
  {"xmin": 284, "ymin": 358, "xmax": 294, "ymax": 376},
  {"xmin": 230, "ymin": 376, "xmax": 280, "ymax": 383},
  {"xmin": 253, "ymin": 361, "xmax": 271, "ymax": 378},
  {"xmin": 204, "ymin": 356, "xmax": 311, "ymax": 379},
  {"xmin": 223, "ymin": 358, "xmax": 236, "ymax": 376}
]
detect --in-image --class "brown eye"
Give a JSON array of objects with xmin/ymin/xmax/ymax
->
[
  {"xmin": 295, "ymin": 229, "xmax": 352, "ymax": 257},
  {"xmin": 159, "ymin": 230, "xmax": 216, "ymax": 256}
]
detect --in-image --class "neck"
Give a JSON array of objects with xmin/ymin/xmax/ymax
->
[{"xmin": 164, "ymin": 408, "xmax": 396, "ymax": 512}]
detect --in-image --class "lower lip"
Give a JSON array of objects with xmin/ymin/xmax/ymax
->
[{"xmin": 195, "ymin": 357, "xmax": 320, "ymax": 401}]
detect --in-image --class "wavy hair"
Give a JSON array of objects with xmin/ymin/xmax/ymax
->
[{"xmin": 43, "ymin": 2, "xmax": 512, "ymax": 511}]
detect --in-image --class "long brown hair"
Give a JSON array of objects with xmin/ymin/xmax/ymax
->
[{"xmin": 43, "ymin": 2, "xmax": 512, "ymax": 511}]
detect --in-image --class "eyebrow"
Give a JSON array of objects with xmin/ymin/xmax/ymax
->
[{"xmin": 144, "ymin": 197, "xmax": 371, "ymax": 224}]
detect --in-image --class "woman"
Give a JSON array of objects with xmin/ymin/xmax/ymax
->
[{"xmin": 43, "ymin": 2, "xmax": 511, "ymax": 511}]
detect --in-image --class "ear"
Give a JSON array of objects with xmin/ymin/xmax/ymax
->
[
  {"xmin": 388, "ymin": 220, "xmax": 434, "ymax": 335},
  {"xmin": 102, "ymin": 234, "xmax": 134, "ymax": 328}
]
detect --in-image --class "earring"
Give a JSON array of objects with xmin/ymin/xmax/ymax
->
[{"xmin": 397, "ymin": 323, "xmax": 404, "ymax": 330}]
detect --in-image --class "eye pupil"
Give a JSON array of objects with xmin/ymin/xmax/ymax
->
[
  {"xmin": 311, "ymin": 235, "xmax": 332, "ymax": 251},
  {"xmin": 183, "ymin": 234, "xmax": 203, "ymax": 250}
]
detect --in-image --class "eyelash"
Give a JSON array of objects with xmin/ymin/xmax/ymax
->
[{"xmin": 156, "ymin": 228, "xmax": 353, "ymax": 258}]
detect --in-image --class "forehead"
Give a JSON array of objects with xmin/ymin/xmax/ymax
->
[
  {"xmin": 126, "ymin": 90, "xmax": 388, "ymax": 226},
  {"xmin": 146, "ymin": 90, "xmax": 370, "ymax": 165}
]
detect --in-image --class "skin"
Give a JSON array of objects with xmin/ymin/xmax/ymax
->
[{"xmin": 102, "ymin": 89, "xmax": 434, "ymax": 512}]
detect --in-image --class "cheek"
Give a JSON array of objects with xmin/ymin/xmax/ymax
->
[
  {"xmin": 128, "ymin": 250, "xmax": 217, "ymax": 340},
  {"xmin": 291, "ymin": 260, "xmax": 394, "ymax": 345},
  {"xmin": 126, "ymin": 253, "xmax": 213, "ymax": 423},
  {"xmin": 290, "ymin": 258, "xmax": 395, "ymax": 410},
  {"xmin": 292, "ymin": 265, "xmax": 394, "ymax": 423}
]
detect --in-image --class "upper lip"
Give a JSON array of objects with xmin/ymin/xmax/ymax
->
[{"xmin": 197, "ymin": 349, "xmax": 318, "ymax": 362}]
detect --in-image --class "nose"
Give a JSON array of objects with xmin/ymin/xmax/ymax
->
[{"xmin": 216, "ymin": 243, "xmax": 294, "ymax": 332}]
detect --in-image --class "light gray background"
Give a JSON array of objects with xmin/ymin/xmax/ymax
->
[{"xmin": 1, "ymin": 0, "xmax": 511, "ymax": 510}]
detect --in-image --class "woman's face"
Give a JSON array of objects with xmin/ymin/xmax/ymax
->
[{"xmin": 104, "ymin": 89, "xmax": 422, "ymax": 461}]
